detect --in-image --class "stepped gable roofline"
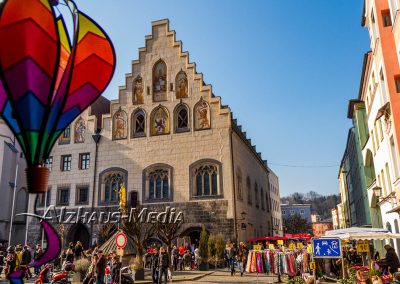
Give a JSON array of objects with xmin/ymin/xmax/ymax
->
[{"xmin": 231, "ymin": 116, "xmax": 269, "ymax": 174}]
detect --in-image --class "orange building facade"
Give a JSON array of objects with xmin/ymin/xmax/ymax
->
[{"xmin": 312, "ymin": 221, "xmax": 333, "ymax": 238}]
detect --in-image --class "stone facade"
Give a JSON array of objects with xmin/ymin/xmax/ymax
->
[{"xmin": 27, "ymin": 19, "xmax": 281, "ymax": 248}]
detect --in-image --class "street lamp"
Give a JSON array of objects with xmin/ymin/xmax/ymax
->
[{"xmin": 372, "ymin": 186, "xmax": 382, "ymax": 198}]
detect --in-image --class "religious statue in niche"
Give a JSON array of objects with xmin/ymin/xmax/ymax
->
[
  {"xmin": 195, "ymin": 99, "xmax": 210, "ymax": 130},
  {"xmin": 113, "ymin": 109, "xmax": 127, "ymax": 139},
  {"xmin": 175, "ymin": 71, "xmax": 188, "ymax": 99},
  {"xmin": 153, "ymin": 60, "xmax": 167, "ymax": 101},
  {"xmin": 152, "ymin": 107, "xmax": 169, "ymax": 135},
  {"xmin": 133, "ymin": 76, "xmax": 144, "ymax": 104},
  {"xmin": 74, "ymin": 118, "xmax": 86, "ymax": 143}
]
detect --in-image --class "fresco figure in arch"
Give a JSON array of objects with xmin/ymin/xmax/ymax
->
[
  {"xmin": 114, "ymin": 110, "xmax": 127, "ymax": 139},
  {"xmin": 133, "ymin": 76, "xmax": 144, "ymax": 104},
  {"xmin": 176, "ymin": 71, "xmax": 188, "ymax": 99},
  {"xmin": 74, "ymin": 118, "xmax": 86, "ymax": 143},
  {"xmin": 153, "ymin": 108, "xmax": 169, "ymax": 135},
  {"xmin": 195, "ymin": 100, "xmax": 210, "ymax": 130},
  {"xmin": 153, "ymin": 60, "xmax": 167, "ymax": 101}
]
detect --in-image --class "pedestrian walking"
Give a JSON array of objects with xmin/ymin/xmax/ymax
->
[
  {"xmin": 5, "ymin": 246, "xmax": 17, "ymax": 278},
  {"xmin": 151, "ymin": 247, "xmax": 159, "ymax": 284},
  {"xmin": 237, "ymin": 242, "xmax": 248, "ymax": 277},
  {"xmin": 0, "ymin": 251, "xmax": 4, "ymax": 279},
  {"xmin": 95, "ymin": 250, "xmax": 107, "ymax": 284},
  {"xmin": 110, "ymin": 256, "xmax": 121, "ymax": 284},
  {"xmin": 158, "ymin": 246, "xmax": 170, "ymax": 284},
  {"xmin": 171, "ymin": 246, "xmax": 178, "ymax": 271},
  {"xmin": 21, "ymin": 245, "xmax": 32, "ymax": 279}
]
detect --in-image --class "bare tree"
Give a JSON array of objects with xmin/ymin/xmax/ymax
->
[
  {"xmin": 122, "ymin": 207, "xmax": 155, "ymax": 269},
  {"xmin": 98, "ymin": 223, "xmax": 117, "ymax": 246},
  {"xmin": 153, "ymin": 220, "xmax": 183, "ymax": 252}
]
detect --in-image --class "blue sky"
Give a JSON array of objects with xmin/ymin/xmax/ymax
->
[{"xmin": 76, "ymin": 0, "xmax": 369, "ymax": 196}]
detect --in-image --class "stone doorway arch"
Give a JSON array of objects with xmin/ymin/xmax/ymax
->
[{"xmin": 68, "ymin": 223, "xmax": 90, "ymax": 249}]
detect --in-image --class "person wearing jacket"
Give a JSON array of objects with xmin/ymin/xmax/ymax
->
[
  {"xmin": 110, "ymin": 256, "xmax": 121, "ymax": 284},
  {"xmin": 21, "ymin": 246, "xmax": 32, "ymax": 279},
  {"xmin": 384, "ymin": 244, "xmax": 400, "ymax": 274},
  {"xmin": 150, "ymin": 247, "xmax": 159, "ymax": 284},
  {"xmin": 236, "ymin": 242, "xmax": 248, "ymax": 277},
  {"xmin": 95, "ymin": 250, "xmax": 107, "ymax": 284},
  {"xmin": 158, "ymin": 247, "xmax": 170, "ymax": 284}
]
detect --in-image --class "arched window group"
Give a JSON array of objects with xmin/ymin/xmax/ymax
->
[
  {"xmin": 143, "ymin": 164, "xmax": 173, "ymax": 202},
  {"xmin": 112, "ymin": 99, "xmax": 210, "ymax": 140},
  {"xmin": 190, "ymin": 160, "xmax": 222, "ymax": 198},
  {"xmin": 98, "ymin": 168, "xmax": 127, "ymax": 205}
]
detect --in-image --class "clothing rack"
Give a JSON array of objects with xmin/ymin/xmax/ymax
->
[{"xmin": 246, "ymin": 249, "xmax": 311, "ymax": 277}]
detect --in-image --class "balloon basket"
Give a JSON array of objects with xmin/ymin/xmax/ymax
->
[{"xmin": 26, "ymin": 166, "xmax": 50, "ymax": 193}]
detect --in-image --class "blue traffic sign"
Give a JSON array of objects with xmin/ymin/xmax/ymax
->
[{"xmin": 312, "ymin": 238, "xmax": 341, "ymax": 258}]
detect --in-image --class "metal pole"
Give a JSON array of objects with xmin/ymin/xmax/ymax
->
[
  {"xmin": 41, "ymin": 189, "xmax": 48, "ymax": 247},
  {"xmin": 24, "ymin": 193, "xmax": 30, "ymax": 244},
  {"xmin": 8, "ymin": 164, "xmax": 19, "ymax": 245}
]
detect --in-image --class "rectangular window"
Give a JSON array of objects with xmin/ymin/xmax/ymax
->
[
  {"xmin": 395, "ymin": 76, "xmax": 400, "ymax": 93},
  {"xmin": 79, "ymin": 153, "xmax": 90, "ymax": 170},
  {"xmin": 77, "ymin": 186, "xmax": 89, "ymax": 204},
  {"xmin": 61, "ymin": 155, "xmax": 72, "ymax": 171},
  {"xmin": 300, "ymin": 209, "xmax": 305, "ymax": 215},
  {"xmin": 390, "ymin": 0, "xmax": 399, "ymax": 23},
  {"xmin": 59, "ymin": 126, "xmax": 71, "ymax": 145},
  {"xmin": 382, "ymin": 169, "xmax": 387, "ymax": 197},
  {"xmin": 390, "ymin": 136, "xmax": 400, "ymax": 179},
  {"xmin": 40, "ymin": 189, "xmax": 52, "ymax": 206},
  {"xmin": 290, "ymin": 210, "xmax": 295, "ymax": 215},
  {"xmin": 378, "ymin": 119, "xmax": 384, "ymax": 141},
  {"xmin": 385, "ymin": 163, "xmax": 393, "ymax": 193},
  {"xmin": 282, "ymin": 210, "xmax": 286, "ymax": 215},
  {"xmin": 45, "ymin": 156, "xmax": 53, "ymax": 172},
  {"xmin": 57, "ymin": 187, "xmax": 70, "ymax": 205},
  {"xmin": 380, "ymin": 68, "xmax": 388, "ymax": 103},
  {"xmin": 382, "ymin": 10, "xmax": 392, "ymax": 27}
]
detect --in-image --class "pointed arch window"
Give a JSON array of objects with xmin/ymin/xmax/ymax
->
[
  {"xmin": 143, "ymin": 164, "xmax": 173, "ymax": 203},
  {"xmin": 132, "ymin": 109, "xmax": 146, "ymax": 138},
  {"xmin": 175, "ymin": 71, "xmax": 188, "ymax": 99},
  {"xmin": 174, "ymin": 103, "xmax": 189, "ymax": 133},
  {"xmin": 150, "ymin": 105, "xmax": 170, "ymax": 136},
  {"xmin": 74, "ymin": 118, "xmax": 86, "ymax": 143},
  {"xmin": 254, "ymin": 183, "xmax": 259, "ymax": 208},
  {"xmin": 236, "ymin": 168, "xmax": 243, "ymax": 200},
  {"xmin": 113, "ymin": 108, "xmax": 127, "ymax": 140},
  {"xmin": 153, "ymin": 59, "xmax": 167, "ymax": 102},
  {"xmin": 247, "ymin": 176, "xmax": 252, "ymax": 205},
  {"xmin": 194, "ymin": 98, "xmax": 211, "ymax": 130},
  {"xmin": 98, "ymin": 168, "xmax": 127, "ymax": 205},
  {"xmin": 190, "ymin": 160, "xmax": 223, "ymax": 199},
  {"xmin": 260, "ymin": 187, "xmax": 265, "ymax": 210}
]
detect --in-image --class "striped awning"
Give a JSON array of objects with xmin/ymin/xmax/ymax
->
[{"xmin": 324, "ymin": 227, "xmax": 400, "ymax": 240}]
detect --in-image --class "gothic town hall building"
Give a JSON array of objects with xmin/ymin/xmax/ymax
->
[{"xmin": 28, "ymin": 19, "xmax": 282, "ymax": 248}]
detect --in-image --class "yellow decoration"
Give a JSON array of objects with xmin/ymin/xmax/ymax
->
[
  {"xmin": 277, "ymin": 240, "xmax": 284, "ymax": 245},
  {"xmin": 119, "ymin": 185, "xmax": 126, "ymax": 208},
  {"xmin": 253, "ymin": 245, "xmax": 262, "ymax": 251},
  {"xmin": 307, "ymin": 244, "xmax": 313, "ymax": 253},
  {"xmin": 357, "ymin": 240, "xmax": 369, "ymax": 253},
  {"xmin": 117, "ymin": 248, "xmax": 124, "ymax": 256},
  {"xmin": 288, "ymin": 243, "xmax": 296, "ymax": 250},
  {"xmin": 269, "ymin": 244, "xmax": 275, "ymax": 249},
  {"xmin": 297, "ymin": 243, "xmax": 304, "ymax": 248},
  {"xmin": 310, "ymin": 262, "xmax": 315, "ymax": 270}
]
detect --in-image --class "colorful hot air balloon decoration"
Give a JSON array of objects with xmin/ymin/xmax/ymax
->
[{"xmin": 0, "ymin": 0, "xmax": 116, "ymax": 193}]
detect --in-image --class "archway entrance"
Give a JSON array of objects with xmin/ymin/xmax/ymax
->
[
  {"xmin": 180, "ymin": 227, "xmax": 204, "ymax": 247},
  {"xmin": 69, "ymin": 224, "xmax": 90, "ymax": 249}
]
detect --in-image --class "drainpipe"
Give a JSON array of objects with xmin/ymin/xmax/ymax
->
[
  {"xmin": 90, "ymin": 129, "xmax": 101, "ymax": 246},
  {"xmin": 229, "ymin": 128, "xmax": 238, "ymax": 241}
]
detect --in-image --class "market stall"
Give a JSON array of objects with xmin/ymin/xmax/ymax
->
[{"xmin": 322, "ymin": 227, "xmax": 400, "ymax": 283}]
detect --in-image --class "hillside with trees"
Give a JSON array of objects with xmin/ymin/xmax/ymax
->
[{"xmin": 281, "ymin": 191, "xmax": 340, "ymax": 220}]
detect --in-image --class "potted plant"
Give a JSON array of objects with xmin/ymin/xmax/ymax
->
[
  {"xmin": 198, "ymin": 225, "xmax": 209, "ymax": 271},
  {"xmin": 73, "ymin": 258, "xmax": 91, "ymax": 283},
  {"xmin": 215, "ymin": 233, "xmax": 225, "ymax": 268},
  {"xmin": 208, "ymin": 233, "xmax": 216, "ymax": 269}
]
